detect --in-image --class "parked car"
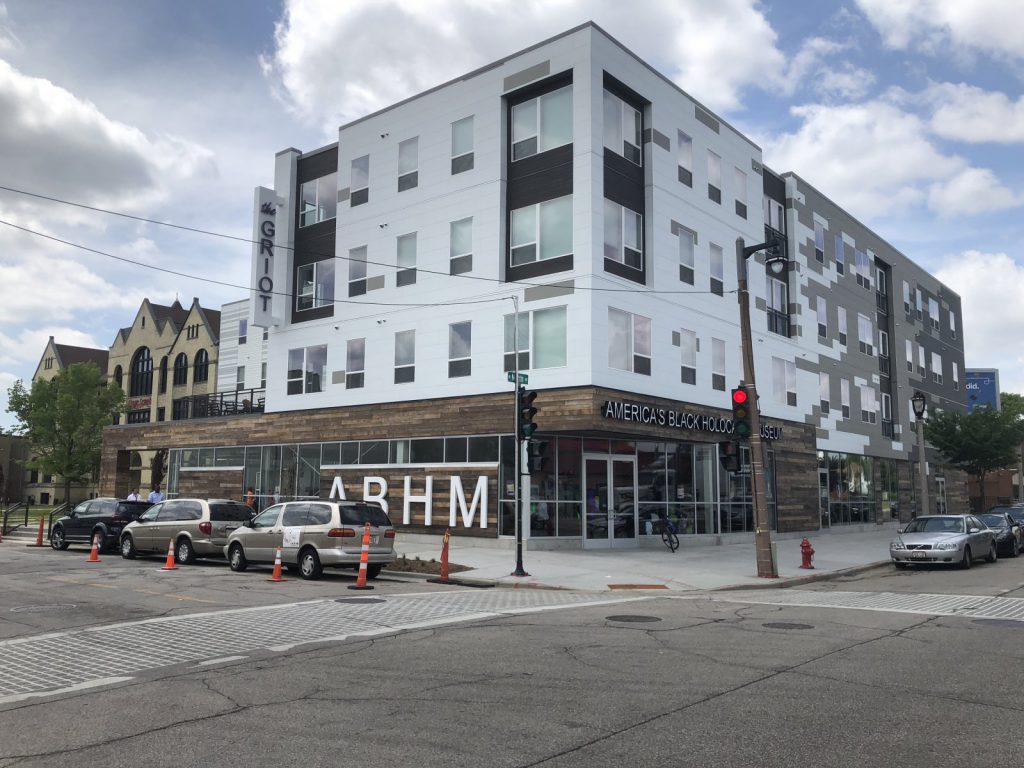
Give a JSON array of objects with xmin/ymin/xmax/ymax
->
[
  {"xmin": 978, "ymin": 511, "xmax": 1023, "ymax": 557},
  {"xmin": 50, "ymin": 498, "xmax": 152, "ymax": 553},
  {"xmin": 987, "ymin": 504, "xmax": 1024, "ymax": 532},
  {"xmin": 119, "ymin": 498, "xmax": 254, "ymax": 564},
  {"xmin": 890, "ymin": 514, "xmax": 998, "ymax": 569},
  {"xmin": 224, "ymin": 500, "xmax": 396, "ymax": 580}
]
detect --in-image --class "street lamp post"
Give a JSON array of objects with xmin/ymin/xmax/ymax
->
[
  {"xmin": 911, "ymin": 391, "xmax": 929, "ymax": 516},
  {"xmin": 735, "ymin": 237, "xmax": 786, "ymax": 579}
]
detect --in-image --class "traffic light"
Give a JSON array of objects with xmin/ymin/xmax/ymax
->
[
  {"xmin": 518, "ymin": 387, "xmax": 538, "ymax": 440},
  {"xmin": 731, "ymin": 387, "xmax": 751, "ymax": 439},
  {"xmin": 718, "ymin": 440, "xmax": 740, "ymax": 473},
  {"xmin": 526, "ymin": 440, "xmax": 549, "ymax": 473}
]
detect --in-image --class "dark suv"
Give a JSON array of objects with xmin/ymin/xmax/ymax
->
[{"xmin": 51, "ymin": 498, "xmax": 153, "ymax": 553}]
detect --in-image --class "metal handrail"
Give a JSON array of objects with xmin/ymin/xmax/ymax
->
[
  {"xmin": 47, "ymin": 503, "xmax": 69, "ymax": 539},
  {"xmin": 2, "ymin": 502, "xmax": 26, "ymax": 535}
]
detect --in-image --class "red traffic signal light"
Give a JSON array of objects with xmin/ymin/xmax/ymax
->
[
  {"xmin": 731, "ymin": 387, "xmax": 751, "ymax": 438},
  {"xmin": 732, "ymin": 389, "xmax": 748, "ymax": 405}
]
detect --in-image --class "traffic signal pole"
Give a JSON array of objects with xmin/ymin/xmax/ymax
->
[
  {"xmin": 736, "ymin": 238, "xmax": 779, "ymax": 579},
  {"xmin": 511, "ymin": 297, "xmax": 528, "ymax": 578}
]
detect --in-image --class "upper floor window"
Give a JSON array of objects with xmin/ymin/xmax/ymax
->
[
  {"xmin": 855, "ymin": 250, "xmax": 871, "ymax": 289},
  {"xmin": 709, "ymin": 243, "xmax": 724, "ymax": 296},
  {"xmin": 706, "ymin": 151, "xmax": 722, "ymax": 204},
  {"xmin": 350, "ymin": 155, "xmax": 369, "ymax": 206},
  {"xmin": 819, "ymin": 371, "xmax": 830, "ymax": 413},
  {"xmin": 296, "ymin": 260, "xmax": 336, "ymax": 310},
  {"xmin": 236, "ymin": 366, "xmax": 245, "ymax": 391},
  {"xmin": 158, "ymin": 357, "xmax": 167, "ymax": 393},
  {"xmin": 773, "ymin": 357, "xmax": 797, "ymax": 406},
  {"xmin": 173, "ymin": 352, "xmax": 189, "ymax": 386},
  {"xmin": 603, "ymin": 199, "xmax": 641, "ymax": 269},
  {"xmin": 767, "ymin": 276, "xmax": 788, "ymax": 337},
  {"xmin": 113, "ymin": 364, "xmax": 123, "ymax": 389},
  {"xmin": 932, "ymin": 352, "xmax": 943, "ymax": 384},
  {"xmin": 680, "ymin": 328, "xmax": 697, "ymax": 385},
  {"xmin": 857, "ymin": 314, "xmax": 874, "ymax": 355},
  {"xmin": 814, "ymin": 222, "xmax": 825, "ymax": 263},
  {"xmin": 238, "ymin": 319, "xmax": 247, "ymax": 345},
  {"xmin": 512, "ymin": 85, "xmax": 572, "ymax": 161},
  {"xmin": 838, "ymin": 306, "xmax": 848, "ymax": 346},
  {"xmin": 448, "ymin": 322, "xmax": 472, "ymax": 378},
  {"xmin": 193, "ymin": 349, "xmax": 209, "ymax": 383},
  {"xmin": 764, "ymin": 196, "xmax": 784, "ymax": 231},
  {"xmin": 394, "ymin": 330, "xmax": 416, "ymax": 384},
  {"xmin": 513, "ymin": 197, "xmax": 572, "ymax": 266},
  {"xmin": 348, "ymin": 245, "xmax": 367, "ymax": 297},
  {"xmin": 949, "ymin": 310, "xmax": 957, "ymax": 338},
  {"xmin": 504, "ymin": 306, "xmax": 567, "ymax": 371},
  {"xmin": 346, "ymin": 338, "xmax": 365, "ymax": 390},
  {"xmin": 450, "ymin": 218, "xmax": 473, "ymax": 275},
  {"xmin": 953, "ymin": 361, "xmax": 960, "ymax": 390},
  {"xmin": 835, "ymin": 235, "xmax": 845, "ymax": 275},
  {"xmin": 397, "ymin": 137, "xmax": 418, "ymax": 192},
  {"xmin": 300, "ymin": 172, "xmax": 337, "ymax": 227},
  {"xmin": 928, "ymin": 297, "xmax": 940, "ymax": 329},
  {"xmin": 816, "ymin": 296, "xmax": 827, "ymax": 338},
  {"xmin": 903, "ymin": 280, "xmax": 911, "ymax": 313},
  {"xmin": 451, "ymin": 116, "xmax": 474, "ymax": 173},
  {"xmin": 287, "ymin": 345, "xmax": 327, "ymax": 395},
  {"xmin": 734, "ymin": 168, "xmax": 747, "ymax": 218},
  {"xmin": 608, "ymin": 308, "xmax": 651, "ymax": 376},
  {"xmin": 129, "ymin": 347, "xmax": 152, "ymax": 397},
  {"xmin": 678, "ymin": 227, "xmax": 695, "ymax": 284},
  {"xmin": 677, "ymin": 131, "xmax": 692, "ymax": 186},
  {"xmin": 711, "ymin": 338, "xmax": 726, "ymax": 391},
  {"xmin": 840, "ymin": 379, "xmax": 851, "ymax": 418},
  {"xmin": 860, "ymin": 384, "xmax": 877, "ymax": 423},
  {"xmin": 396, "ymin": 233, "xmax": 417, "ymax": 287},
  {"xmin": 603, "ymin": 89, "xmax": 641, "ymax": 165}
]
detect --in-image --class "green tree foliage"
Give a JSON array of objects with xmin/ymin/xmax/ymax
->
[
  {"xmin": 925, "ymin": 404, "xmax": 1024, "ymax": 512},
  {"xmin": 6, "ymin": 363, "xmax": 125, "ymax": 505}
]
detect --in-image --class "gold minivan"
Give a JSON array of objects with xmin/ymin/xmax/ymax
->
[
  {"xmin": 224, "ymin": 500, "xmax": 396, "ymax": 580},
  {"xmin": 120, "ymin": 498, "xmax": 254, "ymax": 564}
]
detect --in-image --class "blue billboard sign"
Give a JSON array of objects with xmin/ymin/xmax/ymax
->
[{"xmin": 965, "ymin": 369, "xmax": 1000, "ymax": 413}]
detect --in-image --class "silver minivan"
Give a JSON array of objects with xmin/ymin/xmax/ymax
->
[
  {"xmin": 120, "ymin": 498, "xmax": 254, "ymax": 564},
  {"xmin": 224, "ymin": 500, "xmax": 396, "ymax": 580}
]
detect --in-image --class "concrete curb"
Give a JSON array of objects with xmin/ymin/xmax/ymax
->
[{"xmin": 712, "ymin": 560, "xmax": 891, "ymax": 591}]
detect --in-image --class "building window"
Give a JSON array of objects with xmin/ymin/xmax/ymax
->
[
  {"xmin": 835, "ymin": 235, "xmax": 845, "ymax": 275},
  {"xmin": 157, "ymin": 407, "xmax": 165, "ymax": 422},
  {"xmin": 840, "ymin": 379, "xmax": 850, "ymax": 419},
  {"xmin": 394, "ymin": 330, "xmax": 415, "ymax": 384},
  {"xmin": 879, "ymin": 330, "xmax": 889, "ymax": 361},
  {"xmin": 857, "ymin": 313, "xmax": 873, "ymax": 355},
  {"xmin": 734, "ymin": 168, "xmax": 747, "ymax": 218},
  {"xmin": 767, "ymin": 276, "xmax": 788, "ymax": 336},
  {"xmin": 296, "ymin": 260, "xmax": 336, "ymax": 310},
  {"xmin": 816, "ymin": 296, "xmax": 827, "ymax": 338},
  {"xmin": 514, "ymin": 197, "xmax": 572, "ymax": 267},
  {"xmin": 906, "ymin": 338, "xmax": 914, "ymax": 372},
  {"xmin": 448, "ymin": 218, "xmax": 474, "ymax": 275},
  {"xmin": 603, "ymin": 199, "xmax": 641, "ymax": 270},
  {"xmin": 348, "ymin": 245, "xmax": 367, "ymax": 297},
  {"xmin": 678, "ymin": 227, "xmax": 695, "ymax": 284},
  {"xmin": 773, "ymin": 357, "xmax": 797, "ymax": 406},
  {"xmin": 128, "ymin": 409, "xmax": 151, "ymax": 424},
  {"xmin": 882, "ymin": 392, "xmax": 892, "ymax": 423},
  {"xmin": 855, "ymin": 250, "xmax": 871, "ymax": 289},
  {"xmin": 287, "ymin": 345, "xmax": 327, "ymax": 395},
  {"xmin": 608, "ymin": 308, "xmax": 651, "ymax": 375},
  {"xmin": 171, "ymin": 399, "xmax": 188, "ymax": 421},
  {"xmin": 677, "ymin": 130, "xmax": 692, "ymax": 186},
  {"xmin": 710, "ymin": 243, "xmax": 724, "ymax": 296},
  {"xmin": 158, "ymin": 356, "xmax": 167, "ymax": 394},
  {"xmin": 448, "ymin": 322, "xmax": 472, "ymax": 378},
  {"xmin": 504, "ymin": 307, "xmax": 567, "ymax": 371},
  {"xmin": 236, "ymin": 365, "xmax": 245, "ymax": 391},
  {"xmin": 764, "ymin": 196, "xmax": 784, "ymax": 231},
  {"xmin": 953, "ymin": 361, "xmax": 959, "ymax": 390},
  {"xmin": 397, "ymin": 233, "xmax": 417, "ymax": 287},
  {"xmin": 113, "ymin": 365, "xmax": 123, "ymax": 388},
  {"xmin": 603, "ymin": 89, "xmax": 641, "ymax": 165},
  {"xmin": 916, "ymin": 288, "xmax": 923, "ymax": 317},
  {"xmin": 837, "ymin": 307, "xmax": 847, "ymax": 346},
  {"xmin": 680, "ymin": 328, "xmax": 697, "ymax": 385},
  {"xmin": 512, "ymin": 84, "xmax": 572, "ymax": 161},
  {"xmin": 903, "ymin": 281, "xmax": 912, "ymax": 314},
  {"xmin": 129, "ymin": 347, "xmax": 152, "ymax": 397},
  {"xmin": 928, "ymin": 297, "xmax": 940, "ymax": 329},
  {"xmin": 350, "ymin": 155, "xmax": 369, "ymax": 206},
  {"xmin": 814, "ymin": 221, "xmax": 825, "ymax": 263},
  {"xmin": 918, "ymin": 344, "xmax": 926, "ymax": 375},
  {"xmin": 193, "ymin": 349, "xmax": 209, "ymax": 384},
  {"xmin": 860, "ymin": 384, "xmax": 877, "ymax": 423},
  {"xmin": 397, "ymin": 137, "xmax": 418, "ymax": 192},
  {"xmin": 238, "ymin": 319, "xmax": 247, "ymax": 345},
  {"xmin": 173, "ymin": 353, "xmax": 189, "ymax": 386},
  {"xmin": 260, "ymin": 362, "xmax": 266, "ymax": 389},
  {"xmin": 300, "ymin": 172, "xmax": 337, "ymax": 227},
  {"xmin": 949, "ymin": 310, "xmax": 957, "ymax": 338},
  {"xmin": 820, "ymin": 371, "xmax": 830, "ymax": 414},
  {"xmin": 932, "ymin": 352, "xmax": 943, "ymax": 384},
  {"xmin": 707, "ymin": 151, "xmax": 721, "ymax": 204},
  {"xmin": 451, "ymin": 116, "xmax": 474, "ymax": 174},
  {"xmin": 346, "ymin": 338, "xmax": 364, "ymax": 389},
  {"xmin": 711, "ymin": 338, "xmax": 726, "ymax": 391}
]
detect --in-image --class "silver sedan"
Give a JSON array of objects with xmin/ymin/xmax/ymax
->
[{"xmin": 890, "ymin": 514, "xmax": 997, "ymax": 570}]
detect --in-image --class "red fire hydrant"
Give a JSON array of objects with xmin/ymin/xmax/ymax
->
[{"xmin": 799, "ymin": 538, "xmax": 815, "ymax": 569}]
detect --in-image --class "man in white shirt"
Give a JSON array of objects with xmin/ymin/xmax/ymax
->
[
  {"xmin": 148, "ymin": 486, "xmax": 165, "ymax": 503},
  {"xmin": 126, "ymin": 489, "xmax": 141, "ymax": 501}
]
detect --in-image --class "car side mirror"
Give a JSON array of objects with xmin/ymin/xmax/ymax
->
[{"xmin": 969, "ymin": 527, "xmax": 979, "ymax": 533}]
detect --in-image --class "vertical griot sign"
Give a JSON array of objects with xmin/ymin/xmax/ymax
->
[{"xmin": 251, "ymin": 187, "xmax": 278, "ymax": 327}]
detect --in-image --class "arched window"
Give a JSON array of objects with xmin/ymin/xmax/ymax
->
[
  {"xmin": 193, "ymin": 349, "xmax": 210, "ymax": 383},
  {"xmin": 173, "ymin": 353, "xmax": 189, "ymax": 386},
  {"xmin": 159, "ymin": 356, "xmax": 168, "ymax": 393},
  {"xmin": 113, "ymin": 365, "xmax": 123, "ymax": 388},
  {"xmin": 128, "ymin": 348, "xmax": 152, "ymax": 396}
]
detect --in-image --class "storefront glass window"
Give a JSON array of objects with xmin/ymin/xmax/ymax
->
[
  {"xmin": 445, "ymin": 437, "xmax": 467, "ymax": 463},
  {"xmin": 215, "ymin": 447, "xmax": 244, "ymax": 467},
  {"xmin": 557, "ymin": 438, "xmax": 581, "ymax": 501},
  {"xmin": 360, "ymin": 441, "xmax": 388, "ymax": 464},
  {"xmin": 694, "ymin": 445, "xmax": 717, "ymax": 534},
  {"xmin": 280, "ymin": 445, "xmax": 298, "ymax": 499},
  {"xmin": 468, "ymin": 435, "xmax": 499, "ymax": 462},
  {"xmin": 260, "ymin": 446, "xmax": 281, "ymax": 505},
  {"xmin": 390, "ymin": 440, "xmax": 410, "ymax": 463},
  {"xmin": 297, "ymin": 444, "xmax": 320, "ymax": 498},
  {"xmin": 243, "ymin": 447, "xmax": 261, "ymax": 507},
  {"xmin": 321, "ymin": 442, "xmax": 340, "ymax": 466},
  {"xmin": 411, "ymin": 438, "xmax": 444, "ymax": 463},
  {"xmin": 340, "ymin": 442, "xmax": 359, "ymax": 464},
  {"xmin": 557, "ymin": 503, "xmax": 582, "ymax": 537}
]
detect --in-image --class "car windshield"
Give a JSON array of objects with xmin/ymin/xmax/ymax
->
[
  {"xmin": 904, "ymin": 517, "xmax": 965, "ymax": 534},
  {"xmin": 339, "ymin": 503, "xmax": 392, "ymax": 527},
  {"xmin": 211, "ymin": 503, "xmax": 254, "ymax": 522},
  {"xmin": 979, "ymin": 514, "xmax": 1007, "ymax": 528}
]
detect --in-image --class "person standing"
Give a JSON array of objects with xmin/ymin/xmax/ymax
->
[
  {"xmin": 245, "ymin": 486, "xmax": 255, "ymax": 510},
  {"xmin": 148, "ymin": 486, "xmax": 165, "ymax": 503},
  {"xmin": 126, "ymin": 489, "xmax": 141, "ymax": 501}
]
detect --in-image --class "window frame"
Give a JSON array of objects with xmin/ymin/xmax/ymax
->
[
  {"xmin": 451, "ymin": 116, "xmax": 474, "ymax": 174},
  {"xmin": 299, "ymin": 172, "xmax": 338, "ymax": 228},
  {"xmin": 394, "ymin": 329, "xmax": 416, "ymax": 384},
  {"xmin": 286, "ymin": 345, "xmax": 327, "ymax": 396},
  {"xmin": 396, "ymin": 232, "xmax": 417, "ymax": 287},
  {"xmin": 512, "ymin": 84, "xmax": 573, "ymax": 162},
  {"xmin": 607, "ymin": 307, "xmax": 651, "ymax": 376},
  {"xmin": 513, "ymin": 196, "xmax": 573, "ymax": 267},
  {"xmin": 680, "ymin": 327, "xmax": 697, "ymax": 385},
  {"xmin": 603, "ymin": 199, "xmax": 641, "ymax": 271},
  {"xmin": 448, "ymin": 321, "xmax": 472, "ymax": 378},
  {"xmin": 350, "ymin": 155, "xmax": 369, "ymax": 206},
  {"xmin": 397, "ymin": 137, "xmax": 418, "ymax": 192},
  {"xmin": 603, "ymin": 89, "xmax": 641, "ymax": 166},
  {"xmin": 296, "ymin": 259, "xmax": 336, "ymax": 311},
  {"xmin": 345, "ymin": 338, "xmax": 365, "ymax": 390}
]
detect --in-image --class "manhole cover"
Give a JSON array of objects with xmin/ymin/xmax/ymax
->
[
  {"xmin": 335, "ymin": 598, "xmax": 386, "ymax": 604},
  {"xmin": 10, "ymin": 604, "xmax": 78, "ymax": 614},
  {"xmin": 762, "ymin": 622, "xmax": 814, "ymax": 630},
  {"xmin": 606, "ymin": 615, "xmax": 662, "ymax": 623},
  {"xmin": 973, "ymin": 619, "xmax": 1024, "ymax": 628}
]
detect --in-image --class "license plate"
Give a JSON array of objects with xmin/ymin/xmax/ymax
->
[
  {"xmin": 913, "ymin": 551, "xmax": 927, "ymax": 559},
  {"xmin": 371, "ymin": 536, "xmax": 380, "ymax": 545}
]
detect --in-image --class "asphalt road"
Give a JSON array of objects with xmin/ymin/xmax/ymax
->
[{"xmin": 1, "ymin": 546, "xmax": 1022, "ymax": 767}]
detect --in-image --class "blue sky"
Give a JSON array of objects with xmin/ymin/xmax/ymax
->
[{"xmin": 1, "ymin": 0, "xmax": 1022, "ymax": 429}]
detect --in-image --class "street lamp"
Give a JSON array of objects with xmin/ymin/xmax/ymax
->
[
  {"xmin": 911, "ymin": 390, "xmax": 929, "ymax": 516},
  {"xmin": 735, "ymin": 236, "xmax": 785, "ymax": 579}
]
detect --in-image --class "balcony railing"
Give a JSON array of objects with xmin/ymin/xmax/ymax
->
[
  {"xmin": 172, "ymin": 388, "xmax": 266, "ymax": 421},
  {"xmin": 882, "ymin": 419, "xmax": 894, "ymax": 438},
  {"xmin": 766, "ymin": 308, "xmax": 790, "ymax": 337},
  {"xmin": 876, "ymin": 291, "xmax": 889, "ymax": 313},
  {"xmin": 764, "ymin": 225, "xmax": 787, "ymax": 260},
  {"xmin": 878, "ymin": 355, "xmax": 890, "ymax": 376}
]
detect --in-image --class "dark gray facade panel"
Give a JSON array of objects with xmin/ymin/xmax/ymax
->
[{"xmin": 502, "ymin": 60, "xmax": 552, "ymax": 92}]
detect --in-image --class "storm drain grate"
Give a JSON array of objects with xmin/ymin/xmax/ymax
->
[
  {"xmin": 606, "ymin": 615, "xmax": 662, "ymax": 623},
  {"xmin": 762, "ymin": 622, "xmax": 814, "ymax": 630}
]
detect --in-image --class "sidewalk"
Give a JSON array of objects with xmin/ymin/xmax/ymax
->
[{"xmin": 394, "ymin": 525, "xmax": 899, "ymax": 591}]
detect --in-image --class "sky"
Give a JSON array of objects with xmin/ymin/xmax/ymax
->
[{"xmin": 1, "ymin": 0, "xmax": 1022, "ymax": 430}]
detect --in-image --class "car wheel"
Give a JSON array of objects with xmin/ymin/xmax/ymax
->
[
  {"xmin": 893, "ymin": 561, "xmax": 907, "ymax": 570},
  {"xmin": 228, "ymin": 543, "xmax": 248, "ymax": 572},
  {"xmin": 961, "ymin": 546, "xmax": 972, "ymax": 570},
  {"xmin": 92, "ymin": 530, "xmax": 106, "ymax": 553},
  {"xmin": 120, "ymin": 535, "xmax": 136, "ymax": 559},
  {"xmin": 986, "ymin": 542, "xmax": 998, "ymax": 564},
  {"xmin": 367, "ymin": 564, "xmax": 383, "ymax": 580},
  {"xmin": 298, "ymin": 548, "xmax": 322, "ymax": 580},
  {"xmin": 50, "ymin": 526, "xmax": 69, "ymax": 551},
  {"xmin": 175, "ymin": 537, "xmax": 196, "ymax": 565}
]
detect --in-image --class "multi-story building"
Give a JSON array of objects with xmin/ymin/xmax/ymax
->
[
  {"xmin": 217, "ymin": 298, "xmax": 268, "ymax": 398},
  {"xmin": 101, "ymin": 23, "xmax": 967, "ymax": 544}
]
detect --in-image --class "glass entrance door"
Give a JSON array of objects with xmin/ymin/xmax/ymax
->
[{"xmin": 583, "ymin": 454, "xmax": 637, "ymax": 549}]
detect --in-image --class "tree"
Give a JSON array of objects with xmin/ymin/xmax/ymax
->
[
  {"xmin": 6, "ymin": 363, "xmax": 125, "ymax": 506},
  {"xmin": 925, "ymin": 406, "xmax": 1024, "ymax": 512}
]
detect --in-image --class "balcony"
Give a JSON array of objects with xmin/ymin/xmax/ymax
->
[
  {"xmin": 882, "ymin": 419, "xmax": 894, "ymax": 438},
  {"xmin": 764, "ymin": 225, "xmax": 787, "ymax": 260},
  {"xmin": 172, "ymin": 388, "xmax": 266, "ymax": 421},
  {"xmin": 767, "ymin": 308, "xmax": 790, "ymax": 337},
  {"xmin": 875, "ymin": 291, "xmax": 889, "ymax": 314},
  {"xmin": 878, "ymin": 355, "xmax": 890, "ymax": 376}
]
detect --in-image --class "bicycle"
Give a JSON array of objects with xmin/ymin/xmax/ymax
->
[{"xmin": 659, "ymin": 515, "xmax": 680, "ymax": 553}]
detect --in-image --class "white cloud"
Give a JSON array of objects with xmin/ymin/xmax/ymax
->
[
  {"xmin": 855, "ymin": 0, "xmax": 1024, "ymax": 63},
  {"xmin": 0, "ymin": 3, "xmax": 18, "ymax": 55},
  {"xmin": 0, "ymin": 326, "xmax": 102, "ymax": 370},
  {"xmin": 816, "ymin": 65, "xmax": 876, "ymax": 101},
  {"xmin": 928, "ymin": 167, "xmax": 1023, "ymax": 216},
  {"xmin": 935, "ymin": 251, "xmax": 1024, "ymax": 394},
  {"xmin": 261, "ymin": 0, "xmax": 787, "ymax": 134},
  {"xmin": 923, "ymin": 82, "xmax": 1024, "ymax": 143}
]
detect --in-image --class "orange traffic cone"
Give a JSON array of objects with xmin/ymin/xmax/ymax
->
[
  {"xmin": 86, "ymin": 535, "xmax": 101, "ymax": 563},
  {"xmin": 267, "ymin": 547, "xmax": 287, "ymax": 582},
  {"xmin": 160, "ymin": 538, "xmax": 178, "ymax": 571},
  {"xmin": 26, "ymin": 516, "xmax": 46, "ymax": 548},
  {"xmin": 348, "ymin": 522, "xmax": 374, "ymax": 591}
]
